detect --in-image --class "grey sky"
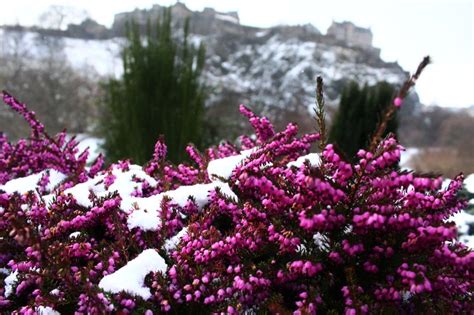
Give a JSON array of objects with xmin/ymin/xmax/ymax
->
[{"xmin": 1, "ymin": 0, "xmax": 473, "ymax": 107}]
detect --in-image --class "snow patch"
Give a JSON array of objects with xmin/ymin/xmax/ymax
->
[
  {"xmin": 459, "ymin": 235, "xmax": 474, "ymax": 249},
  {"xmin": 63, "ymin": 164, "xmax": 157, "ymax": 208},
  {"xmin": 0, "ymin": 170, "xmax": 66, "ymax": 195},
  {"xmin": 464, "ymin": 174, "xmax": 474, "ymax": 194},
  {"xmin": 50, "ymin": 289, "xmax": 60, "ymax": 296},
  {"xmin": 207, "ymin": 148, "xmax": 256, "ymax": 180},
  {"xmin": 70, "ymin": 133, "xmax": 105, "ymax": 164},
  {"xmin": 4, "ymin": 269, "xmax": 18, "ymax": 297},
  {"xmin": 442, "ymin": 179, "xmax": 452, "ymax": 190},
  {"xmin": 287, "ymin": 153, "xmax": 321, "ymax": 168},
  {"xmin": 450, "ymin": 210, "xmax": 474, "ymax": 235},
  {"xmin": 69, "ymin": 231, "xmax": 81, "ymax": 238},
  {"xmin": 400, "ymin": 148, "xmax": 419, "ymax": 170},
  {"xmin": 37, "ymin": 306, "xmax": 60, "ymax": 315},
  {"xmin": 127, "ymin": 181, "xmax": 237, "ymax": 231},
  {"xmin": 164, "ymin": 227, "xmax": 188, "ymax": 252},
  {"xmin": 98, "ymin": 249, "xmax": 167, "ymax": 300}
]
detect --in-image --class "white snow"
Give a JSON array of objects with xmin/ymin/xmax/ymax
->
[
  {"xmin": 287, "ymin": 153, "xmax": 321, "ymax": 168},
  {"xmin": 63, "ymin": 37, "xmax": 123, "ymax": 77},
  {"xmin": 450, "ymin": 211, "xmax": 474, "ymax": 235},
  {"xmin": 69, "ymin": 231, "xmax": 81, "ymax": 238},
  {"xmin": 313, "ymin": 232, "xmax": 329, "ymax": 249},
  {"xmin": 442, "ymin": 178, "xmax": 452, "ymax": 190},
  {"xmin": 464, "ymin": 174, "xmax": 474, "ymax": 194},
  {"xmin": 127, "ymin": 181, "xmax": 237, "ymax": 231},
  {"xmin": 61, "ymin": 173, "xmax": 106, "ymax": 207},
  {"xmin": 47, "ymin": 171, "xmax": 68, "ymax": 191},
  {"xmin": 70, "ymin": 134, "xmax": 105, "ymax": 164},
  {"xmin": 98, "ymin": 249, "xmax": 167, "ymax": 300},
  {"xmin": 50, "ymin": 289, "xmax": 60, "ymax": 296},
  {"xmin": 63, "ymin": 164, "xmax": 157, "ymax": 208},
  {"xmin": 164, "ymin": 227, "xmax": 188, "ymax": 252},
  {"xmin": 207, "ymin": 149, "xmax": 256, "ymax": 180},
  {"xmin": 399, "ymin": 148, "xmax": 419, "ymax": 170},
  {"xmin": 459, "ymin": 235, "xmax": 474, "ymax": 248},
  {"xmin": 51, "ymin": 161, "xmax": 238, "ymax": 231},
  {"xmin": 37, "ymin": 306, "xmax": 60, "ymax": 315},
  {"xmin": 4, "ymin": 269, "xmax": 18, "ymax": 297},
  {"xmin": 0, "ymin": 170, "xmax": 66, "ymax": 195},
  {"xmin": 450, "ymin": 210, "xmax": 474, "ymax": 249},
  {"xmin": 165, "ymin": 182, "xmax": 237, "ymax": 207}
]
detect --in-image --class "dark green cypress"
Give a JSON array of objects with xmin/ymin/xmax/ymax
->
[
  {"xmin": 101, "ymin": 9, "xmax": 206, "ymax": 164},
  {"xmin": 329, "ymin": 81, "xmax": 397, "ymax": 161}
]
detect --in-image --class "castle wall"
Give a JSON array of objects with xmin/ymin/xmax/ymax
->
[{"xmin": 327, "ymin": 21, "xmax": 373, "ymax": 50}]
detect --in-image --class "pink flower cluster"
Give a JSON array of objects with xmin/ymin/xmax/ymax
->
[
  {"xmin": 0, "ymin": 92, "xmax": 103, "ymax": 185},
  {"xmin": 0, "ymin": 92, "xmax": 472, "ymax": 314}
]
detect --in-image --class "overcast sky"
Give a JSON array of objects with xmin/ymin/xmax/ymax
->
[{"xmin": 1, "ymin": 0, "xmax": 473, "ymax": 107}]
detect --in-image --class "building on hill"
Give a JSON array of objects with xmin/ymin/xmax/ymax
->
[
  {"xmin": 326, "ymin": 21, "xmax": 380, "ymax": 56},
  {"xmin": 327, "ymin": 21, "xmax": 372, "ymax": 49},
  {"xmin": 67, "ymin": 18, "xmax": 109, "ymax": 39},
  {"xmin": 112, "ymin": 2, "xmax": 242, "ymax": 37}
]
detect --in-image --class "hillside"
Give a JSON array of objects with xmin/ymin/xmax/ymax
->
[{"xmin": 0, "ymin": 2, "xmax": 410, "ymax": 134}]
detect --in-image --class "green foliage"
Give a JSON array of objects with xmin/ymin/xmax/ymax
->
[
  {"xmin": 329, "ymin": 81, "xmax": 397, "ymax": 160},
  {"xmin": 101, "ymin": 9, "xmax": 206, "ymax": 164}
]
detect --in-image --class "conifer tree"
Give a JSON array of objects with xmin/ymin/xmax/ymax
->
[
  {"xmin": 329, "ymin": 81, "xmax": 397, "ymax": 161},
  {"xmin": 101, "ymin": 9, "xmax": 206, "ymax": 164}
]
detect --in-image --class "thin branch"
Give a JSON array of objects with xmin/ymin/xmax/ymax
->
[
  {"xmin": 369, "ymin": 56, "xmax": 430, "ymax": 151},
  {"xmin": 315, "ymin": 76, "xmax": 327, "ymax": 150}
]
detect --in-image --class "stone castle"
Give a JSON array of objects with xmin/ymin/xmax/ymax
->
[
  {"xmin": 326, "ymin": 21, "xmax": 380, "ymax": 56},
  {"xmin": 327, "ymin": 21, "xmax": 372, "ymax": 49},
  {"xmin": 113, "ymin": 2, "xmax": 244, "ymax": 37}
]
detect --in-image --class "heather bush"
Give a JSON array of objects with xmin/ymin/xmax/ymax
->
[{"xmin": 0, "ymin": 57, "xmax": 473, "ymax": 314}]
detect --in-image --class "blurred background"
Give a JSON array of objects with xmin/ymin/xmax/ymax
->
[{"xmin": 0, "ymin": 0, "xmax": 473, "ymax": 177}]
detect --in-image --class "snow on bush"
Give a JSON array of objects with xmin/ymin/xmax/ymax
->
[{"xmin": 1, "ymin": 63, "xmax": 473, "ymax": 314}]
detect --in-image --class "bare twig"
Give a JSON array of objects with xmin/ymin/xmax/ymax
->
[
  {"xmin": 369, "ymin": 56, "xmax": 430, "ymax": 151},
  {"xmin": 315, "ymin": 76, "xmax": 327, "ymax": 150}
]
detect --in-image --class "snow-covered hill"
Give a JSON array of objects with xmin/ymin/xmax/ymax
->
[
  {"xmin": 203, "ymin": 33, "xmax": 406, "ymax": 113},
  {"xmin": 0, "ymin": 2, "xmax": 408, "ymax": 115}
]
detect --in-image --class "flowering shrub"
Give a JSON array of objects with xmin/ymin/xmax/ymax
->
[{"xmin": 0, "ymin": 58, "xmax": 473, "ymax": 314}]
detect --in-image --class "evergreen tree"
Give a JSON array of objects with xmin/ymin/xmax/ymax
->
[
  {"xmin": 101, "ymin": 9, "xmax": 206, "ymax": 164},
  {"xmin": 329, "ymin": 81, "xmax": 397, "ymax": 160}
]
